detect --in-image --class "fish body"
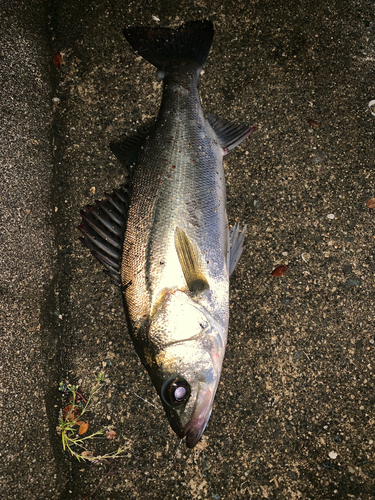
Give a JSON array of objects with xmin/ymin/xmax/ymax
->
[{"xmin": 79, "ymin": 20, "xmax": 254, "ymax": 448}]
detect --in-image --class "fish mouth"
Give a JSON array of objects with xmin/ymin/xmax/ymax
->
[{"xmin": 183, "ymin": 387, "xmax": 213, "ymax": 448}]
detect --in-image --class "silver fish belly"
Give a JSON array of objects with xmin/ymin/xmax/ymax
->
[{"xmin": 79, "ymin": 20, "xmax": 254, "ymax": 448}]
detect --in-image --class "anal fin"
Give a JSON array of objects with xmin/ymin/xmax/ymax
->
[
  {"xmin": 207, "ymin": 114, "xmax": 255, "ymax": 154},
  {"xmin": 174, "ymin": 227, "xmax": 209, "ymax": 295}
]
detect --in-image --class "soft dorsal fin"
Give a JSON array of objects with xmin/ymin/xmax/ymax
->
[
  {"xmin": 207, "ymin": 114, "xmax": 255, "ymax": 154},
  {"xmin": 109, "ymin": 123, "xmax": 154, "ymax": 172},
  {"xmin": 174, "ymin": 227, "xmax": 209, "ymax": 295}
]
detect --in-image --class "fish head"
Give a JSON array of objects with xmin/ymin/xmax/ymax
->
[{"xmin": 145, "ymin": 289, "xmax": 227, "ymax": 448}]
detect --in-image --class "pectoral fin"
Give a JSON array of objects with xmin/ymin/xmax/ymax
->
[{"xmin": 174, "ymin": 227, "xmax": 209, "ymax": 295}]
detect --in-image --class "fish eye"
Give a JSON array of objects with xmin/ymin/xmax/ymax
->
[{"xmin": 162, "ymin": 378, "xmax": 190, "ymax": 406}]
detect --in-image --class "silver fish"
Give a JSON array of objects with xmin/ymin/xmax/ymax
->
[{"xmin": 79, "ymin": 20, "xmax": 254, "ymax": 448}]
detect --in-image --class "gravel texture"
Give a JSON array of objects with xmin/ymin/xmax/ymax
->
[
  {"xmin": 1, "ymin": 0, "xmax": 375, "ymax": 498},
  {"xmin": 0, "ymin": 1, "xmax": 63, "ymax": 498}
]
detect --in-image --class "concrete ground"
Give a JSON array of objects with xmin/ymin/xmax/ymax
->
[{"xmin": 1, "ymin": 0, "xmax": 374, "ymax": 498}]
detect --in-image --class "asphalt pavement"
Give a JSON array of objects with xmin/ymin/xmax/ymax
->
[{"xmin": 1, "ymin": 0, "xmax": 374, "ymax": 498}]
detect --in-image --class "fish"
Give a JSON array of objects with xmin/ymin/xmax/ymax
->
[{"xmin": 79, "ymin": 20, "xmax": 255, "ymax": 448}]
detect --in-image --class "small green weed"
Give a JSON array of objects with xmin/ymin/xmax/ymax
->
[{"xmin": 57, "ymin": 372, "xmax": 126, "ymax": 462}]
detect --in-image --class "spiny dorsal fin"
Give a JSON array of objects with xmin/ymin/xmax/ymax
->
[
  {"xmin": 174, "ymin": 227, "xmax": 209, "ymax": 295},
  {"xmin": 78, "ymin": 182, "xmax": 130, "ymax": 286},
  {"xmin": 207, "ymin": 114, "xmax": 255, "ymax": 154}
]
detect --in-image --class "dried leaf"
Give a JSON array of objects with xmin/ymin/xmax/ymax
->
[
  {"xmin": 62, "ymin": 404, "xmax": 81, "ymax": 422},
  {"xmin": 271, "ymin": 265, "xmax": 288, "ymax": 277},
  {"xmin": 307, "ymin": 118, "xmax": 318, "ymax": 128},
  {"xmin": 53, "ymin": 52, "xmax": 62, "ymax": 70},
  {"xmin": 81, "ymin": 450, "xmax": 94, "ymax": 458},
  {"xmin": 62, "ymin": 404, "xmax": 72, "ymax": 421},
  {"xmin": 78, "ymin": 421, "xmax": 89, "ymax": 435},
  {"xmin": 106, "ymin": 430, "xmax": 117, "ymax": 440},
  {"xmin": 366, "ymin": 198, "xmax": 375, "ymax": 209}
]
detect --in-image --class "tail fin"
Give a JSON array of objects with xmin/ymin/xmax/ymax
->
[{"xmin": 123, "ymin": 20, "xmax": 214, "ymax": 72}]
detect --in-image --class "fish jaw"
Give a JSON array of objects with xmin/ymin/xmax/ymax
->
[
  {"xmin": 182, "ymin": 316, "xmax": 227, "ymax": 448},
  {"xmin": 183, "ymin": 384, "xmax": 213, "ymax": 448}
]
